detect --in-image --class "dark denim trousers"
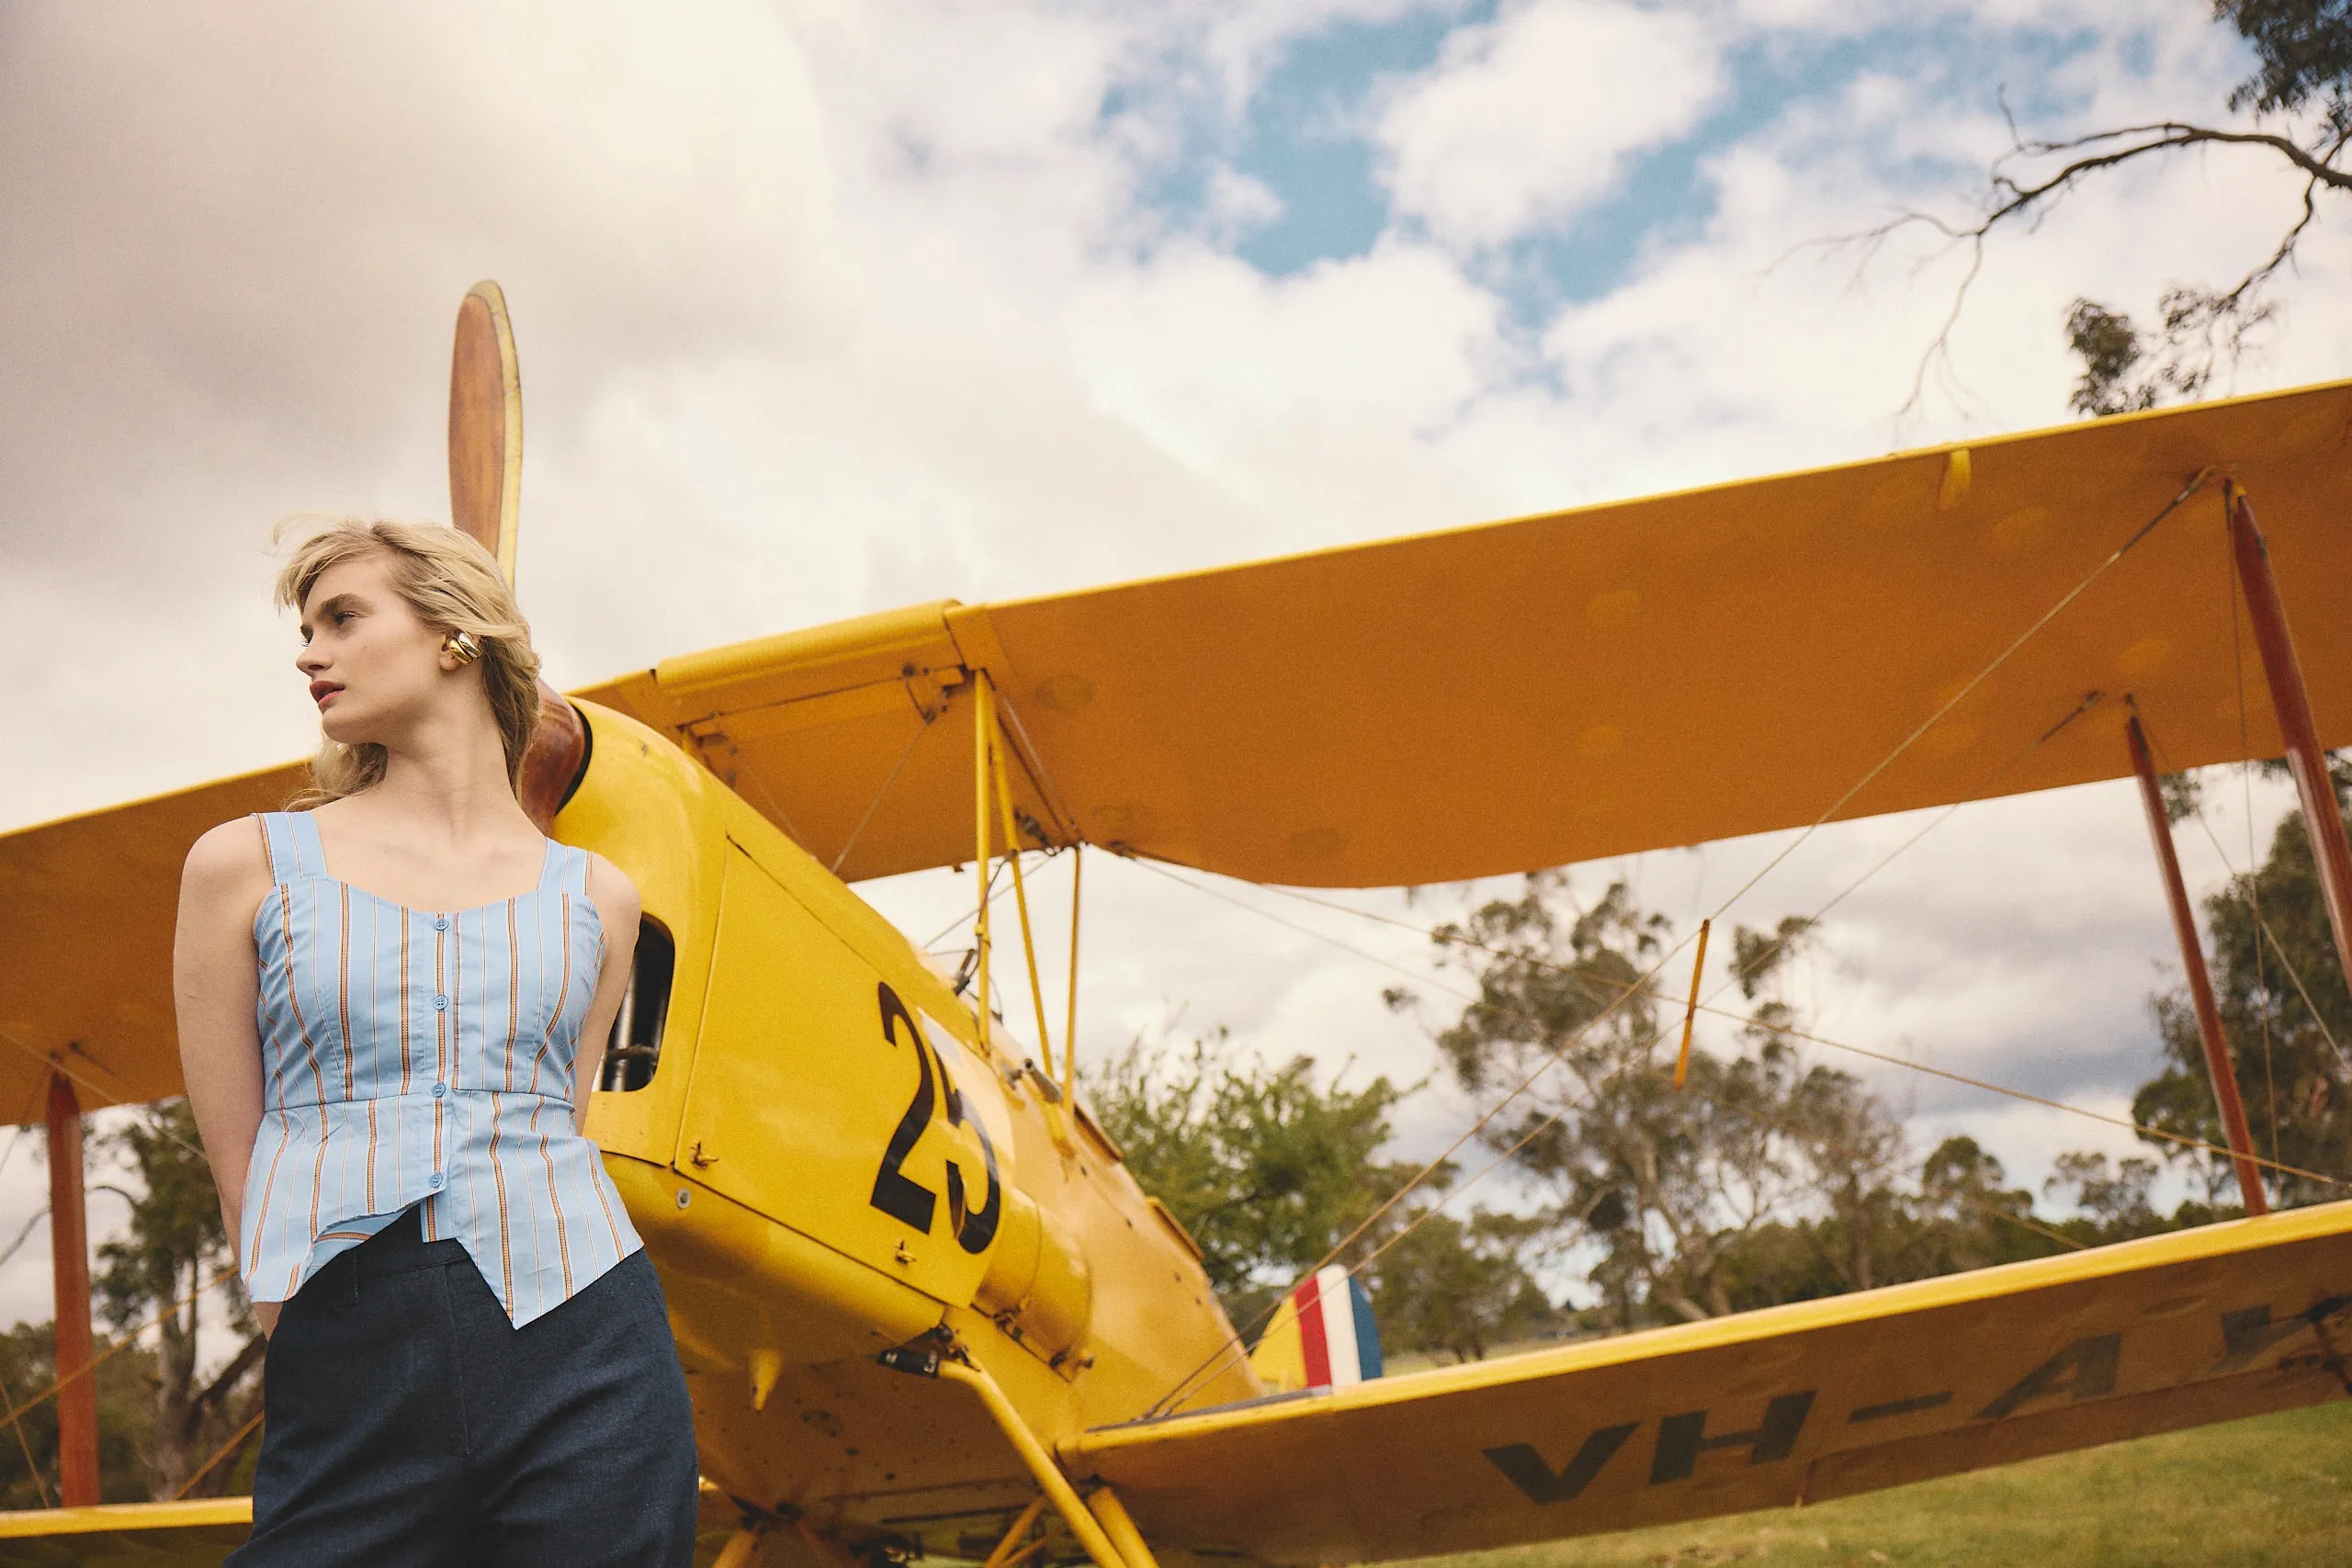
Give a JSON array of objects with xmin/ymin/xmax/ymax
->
[{"xmin": 231, "ymin": 1205, "xmax": 700, "ymax": 1567}]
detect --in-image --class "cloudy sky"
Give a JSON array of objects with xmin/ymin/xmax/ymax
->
[{"xmin": 4, "ymin": 0, "xmax": 2348, "ymax": 1326}]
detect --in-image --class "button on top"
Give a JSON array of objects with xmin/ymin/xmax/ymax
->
[
  {"xmin": 431, "ymin": 1083, "xmax": 447, "ymax": 1100},
  {"xmin": 433, "ymin": 994, "xmax": 448, "ymax": 1011},
  {"xmin": 434, "ymin": 916, "xmax": 449, "ymax": 932}
]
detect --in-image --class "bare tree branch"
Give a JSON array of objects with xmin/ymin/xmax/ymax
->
[
  {"xmin": 0, "ymin": 1209, "xmax": 48, "ymax": 1272},
  {"xmin": 1814, "ymin": 113, "xmax": 2348, "ymax": 417}
]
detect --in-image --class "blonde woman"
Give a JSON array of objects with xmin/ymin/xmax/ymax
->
[{"xmin": 173, "ymin": 520, "xmax": 698, "ymax": 1565}]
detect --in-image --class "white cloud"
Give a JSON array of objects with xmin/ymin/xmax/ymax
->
[
  {"xmin": 1374, "ymin": 0, "xmax": 1728, "ymax": 250},
  {"xmin": 1203, "ymin": 165, "xmax": 1286, "ymax": 239}
]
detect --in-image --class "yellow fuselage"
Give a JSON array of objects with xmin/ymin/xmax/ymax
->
[{"xmin": 561, "ymin": 699, "xmax": 1259, "ymax": 1544}]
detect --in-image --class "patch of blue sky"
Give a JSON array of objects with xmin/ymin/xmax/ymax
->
[
  {"xmin": 1225, "ymin": 5, "xmax": 1489, "ymax": 275},
  {"xmin": 1484, "ymin": 17, "xmax": 2115, "ymax": 332},
  {"xmin": 1112, "ymin": 4, "xmax": 1487, "ymax": 270},
  {"xmin": 1121, "ymin": 6, "xmax": 2138, "ymax": 335}
]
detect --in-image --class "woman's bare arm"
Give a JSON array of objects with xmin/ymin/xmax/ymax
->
[
  {"xmin": 572, "ymin": 854, "xmax": 641, "ymax": 1136},
  {"xmin": 174, "ymin": 818, "xmax": 275, "ymax": 1331}
]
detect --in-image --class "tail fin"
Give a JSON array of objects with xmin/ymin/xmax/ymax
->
[{"xmin": 1247, "ymin": 1266, "xmax": 1383, "ymax": 1393}]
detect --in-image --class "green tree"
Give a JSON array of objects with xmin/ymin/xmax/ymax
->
[
  {"xmin": 1906, "ymin": 1135, "xmax": 2056, "ymax": 1275},
  {"xmin": 93, "ymin": 1100, "xmax": 265, "ymax": 1499},
  {"xmin": 1425, "ymin": 874, "xmax": 1914, "ymax": 1326},
  {"xmin": 2043, "ymin": 1152, "xmax": 2173, "ymax": 1244},
  {"xmin": 1088, "ymin": 1033, "xmax": 1568, "ymax": 1358},
  {"xmin": 1362, "ymin": 1207, "xmax": 1564, "ymax": 1363},
  {"xmin": 0, "ymin": 1321, "xmax": 160, "ymax": 1507},
  {"xmin": 1085, "ymin": 1032, "xmax": 1412, "ymax": 1331},
  {"xmin": 1717, "ymin": 1136, "xmax": 2071, "ymax": 1312}
]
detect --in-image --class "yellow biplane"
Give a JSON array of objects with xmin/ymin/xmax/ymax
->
[{"xmin": 0, "ymin": 283, "xmax": 2347, "ymax": 1566}]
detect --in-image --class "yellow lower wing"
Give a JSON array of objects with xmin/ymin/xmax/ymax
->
[
  {"xmin": 1067, "ymin": 1201, "xmax": 2352, "ymax": 1565},
  {"xmin": 0, "ymin": 1498, "xmax": 250, "ymax": 1566},
  {"xmin": 0, "ymin": 1484, "xmax": 752, "ymax": 1566}
]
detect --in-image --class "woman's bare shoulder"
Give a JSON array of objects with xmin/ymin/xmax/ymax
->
[
  {"xmin": 180, "ymin": 817, "xmax": 272, "ymax": 910},
  {"xmin": 582, "ymin": 851, "xmax": 641, "ymax": 931}
]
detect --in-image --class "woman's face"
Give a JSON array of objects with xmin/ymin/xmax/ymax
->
[{"xmin": 295, "ymin": 553, "xmax": 457, "ymax": 745}]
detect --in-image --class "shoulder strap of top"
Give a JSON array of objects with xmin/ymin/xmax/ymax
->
[
  {"xmin": 254, "ymin": 813, "xmax": 324, "ymax": 886},
  {"xmin": 538, "ymin": 840, "xmax": 592, "ymax": 897}
]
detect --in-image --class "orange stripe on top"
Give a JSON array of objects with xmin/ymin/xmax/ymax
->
[
  {"xmin": 277, "ymin": 878, "xmax": 330, "ymax": 1267},
  {"xmin": 277, "ymin": 885, "xmax": 328, "ymax": 1106},
  {"xmin": 487, "ymin": 1090, "xmax": 514, "ymax": 1312},
  {"xmin": 527, "ymin": 898, "xmax": 574, "ymax": 1094},
  {"xmin": 338, "ymin": 885, "xmax": 354, "ymax": 1100},
  {"xmin": 590, "ymin": 1156, "xmax": 625, "ymax": 1259},
  {"xmin": 303, "ymin": 1102, "xmax": 332, "ymax": 1288},
  {"xmin": 504, "ymin": 899, "xmax": 520, "ymax": 1091},
  {"xmin": 398, "ymin": 908, "xmax": 413, "ymax": 1093},
  {"xmin": 536, "ymin": 1107, "xmax": 575, "ymax": 1300},
  {"xmin": 245, "ymin": 1113, "xmax": 289, "ymax": 1274},
  {"xmin": 432, "ymin": 916, "xmax": 447, "ymax": 1192}
]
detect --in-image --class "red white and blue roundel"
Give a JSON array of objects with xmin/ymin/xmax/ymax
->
[{"xmin": 1247, "ymin": 1266, "xmax": 1385, "ymax": 1393}]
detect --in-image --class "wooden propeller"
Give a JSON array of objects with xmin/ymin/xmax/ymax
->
[
  {"xmin": 447, "ymin": 281, "xmax": 588, "ymax": 827},
  {"xmin": 448, "ymin": 280, "xmax": 524, "ymax": 584}
]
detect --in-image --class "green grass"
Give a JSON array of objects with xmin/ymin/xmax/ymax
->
[{"xmin": 1428, "ymin": 1400, "xmax": 2352, "ymax": 1568}]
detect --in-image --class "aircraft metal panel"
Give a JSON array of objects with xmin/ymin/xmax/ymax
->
[{"xmin": 677, "ymin": 844, "xmax": 1011, "ymax": 1310}]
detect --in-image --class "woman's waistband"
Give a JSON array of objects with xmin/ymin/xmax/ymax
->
[{"xmin": 342, "ymin": 1204, "xmax": 470, "ymax": 1278}]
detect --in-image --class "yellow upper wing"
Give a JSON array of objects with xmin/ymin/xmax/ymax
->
[
  {"xmin": 1064, "ymin": 1201, "xmax": 2352, "ymax": 1564},
  {"xmin": 578, "ymin": 378, "xmax": 2352, "ymax": 886},
  {"xmin": 8, "ymin": 381, "xmax": 2348, "ymax": 1113}
]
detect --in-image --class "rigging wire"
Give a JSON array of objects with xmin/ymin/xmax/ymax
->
[
  {"xmin": 1196, "ymin": 859, "xmax": 2350, "ymax": 1192},
  {"xmin": 2227, "ymin": 514, "xmax": 2285, "ymax": 1187},
  {"xmin": 1128, "ymin": 870, "xmax": 1666, "ymax": 1416},
  {"xmin": 922, "ymin": 855, "xmax": 1013, "ymax": 953},
  {"xmin": 0, "ymin": 1025, "xmax": 210, "ymax": 1166},
  {"xmin": 831, "ymin": 706, "xmax": 939, "ymax": 875},
  {"xmin": 172, "ymin": 1406, "xmax": 266, "ymax": 1500},
  {"xmin": 1132, "ymin": 834, "xmax": 2127, "ymax": 1416},
  {"xmin": 1672, "ymin": 467, "xmax": 2214, "ymax": 948},
  {"xmin": 1140, "ymin": 857, "xmax": 2350, "ymax": 1201}
]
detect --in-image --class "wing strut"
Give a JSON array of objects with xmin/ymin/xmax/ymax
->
[
  {"xmin": 45, "ymin": 1071, "xmax": 96, "ymax": 1506},
  {"xmin": 2125, "ymin": 710, "xmax": 2267, "ymax": 1213},
  {"xmin": 933, "ymin": 1355, "xmax": 1137, "ymax": 1568},
  {"xmin": 2227, "ymin": 483, "xmax": 2352, "ymax": 999}
]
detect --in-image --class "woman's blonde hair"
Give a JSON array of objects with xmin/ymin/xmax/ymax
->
[{"xmin": 275, "ymin": 517, "xmax": 542, "ymax": 804}]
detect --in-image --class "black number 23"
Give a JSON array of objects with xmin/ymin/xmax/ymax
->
[{"xmin": 869, "ymin": 982, "xmax": 1001, "ymax": 1253}]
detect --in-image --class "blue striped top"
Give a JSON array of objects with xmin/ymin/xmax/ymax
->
[{"xmin": 239, "ymin": 811, "xmax": 642, "ymax": 1326}]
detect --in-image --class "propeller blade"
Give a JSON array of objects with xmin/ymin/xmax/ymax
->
[{"xmin": 447, "ymin": 279, "xmax": 522, "ymax": 585}]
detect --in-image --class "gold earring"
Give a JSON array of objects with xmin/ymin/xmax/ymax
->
[{"xmin": 444, "ymin": 631, "xmax": 482, "ymax": 666}]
